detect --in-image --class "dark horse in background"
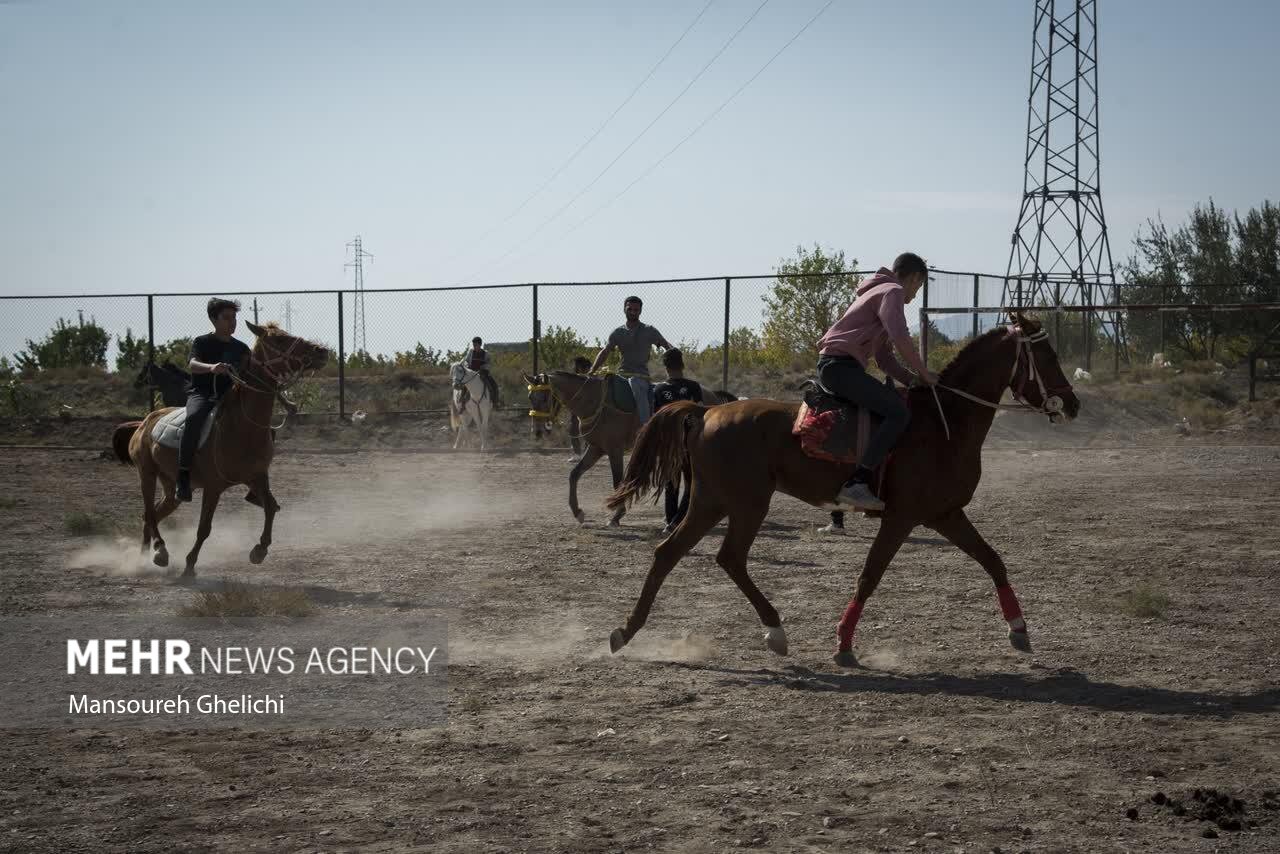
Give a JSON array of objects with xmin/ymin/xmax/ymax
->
[
  {"xmin": 524, "ymin": 372, "xmax": 736, "ymax": 527},
  {"xmin": 606, "ymin": 315, "xmax": 1080, "ymax": 665},
  {"xmin": 134, "ymin": 360, "xmax": 298, "ymax": 422}
]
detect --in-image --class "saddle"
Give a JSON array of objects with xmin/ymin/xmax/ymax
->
[
  {"xmin": 603, "ymin": 373, "xmax": 637, "ymax": 415},
  {"xmin": 792, "ymin": 381, "xmax": 872, "ymax": 465},
  {"xmin": 151, "ymin": 405, "xmax": 218, "ymax": 451}
]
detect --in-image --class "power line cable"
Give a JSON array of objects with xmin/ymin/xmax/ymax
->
[
  {"xmin": 477, "ymin": 0, "xmax": 835, "ymax": 281},
  {"xmin": 459, "ymin": 0, "xmax": 772, "ymax": 283},
  {"xmin": 439, "ymin": 0, "xmax": 717, "ymax": 268}
]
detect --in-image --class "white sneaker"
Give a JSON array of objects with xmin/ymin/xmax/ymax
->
[{"xmin": 834, "ymin": 482, "xmax": 885, "ymax": 512}]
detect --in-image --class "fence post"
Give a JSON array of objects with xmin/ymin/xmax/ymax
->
[
  {"xmin": 1083, "ymin": 283, "xmax": 1093, "ymax": 371},
  {"xmin": 1053, "ymin": 281, "xmax": 1062, "ymax": 350},
  {"xmin": 919, "ymin": 277, "xmax": 929, "ymax": 367},
  {"xmin": 1113, "ymin": 310, "xmax": 1121, "ymax": 376},
  {"xmin": 1249, "ymin": 352, "xmax": 1258, "ymax": 403},
  {"xmin": 146, "ymin": 295, "xmax": 156, "ymax": 412},
  {"xmin": 1159, "ymin": 283, "xmax": 1166, "ymax": 356},
  {"xmin": 971, "ymin": 274, "xmax": 979, "ymax": 339},
  {"xmin": 722, "ymin": 277, "xmax": 730, "ymax": 391},
  {"xmin": 532, "ymin": 283, "xmax": 540, "ymax": 375},
  {"xmin": 337, "ymin": 291, "xmax": 346, "ymax": 421}
]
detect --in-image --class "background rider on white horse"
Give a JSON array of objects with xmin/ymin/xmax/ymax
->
[{"xmin": 467, "ymin": 336, "xmax": 500, "ymax": 407}]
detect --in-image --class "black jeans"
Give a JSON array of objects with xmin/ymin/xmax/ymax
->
[
  {"xmin": 664, "ymin": 462, "xmax": 692, "ymax": 527},
  {"xmin": 816, "ymin": 355, "xmax": 909, "ymax": 471},
  {"xmin": 179, "ymin": 392, "xmax": 216, "ymax": 471}
]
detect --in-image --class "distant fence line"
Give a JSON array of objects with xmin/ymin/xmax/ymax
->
[{"xmin": 3, "ymin": 268, "xmax": 1276, "ymax": 419}]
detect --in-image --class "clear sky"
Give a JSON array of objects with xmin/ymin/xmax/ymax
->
[{"xmin": 1, "ymin": 0, "xmax": 1277, "ymax": 354}]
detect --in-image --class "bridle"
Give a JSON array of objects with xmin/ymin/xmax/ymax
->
[
  {"xmin": 930, "ymin": 326, "xmax": 1074, "ymax": 441},
  {"xmin": 225, "ymin": 336, "xmax": 321, "ymax": 431},
  {"xmin": 527, "ymin": 377, "xmax": 561, "ymax": 422}
]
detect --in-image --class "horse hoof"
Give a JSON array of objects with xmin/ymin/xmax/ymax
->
[
  {"xmin": 574, "ymin": 510, "xmax": 586, "ymax": 525},
  {"xmin": 608, "ymin": 518, "xmax": 621, "ymax": 528},
  {"xmin": 249, "ymin": 546, "xmax": 267, "ymax": 565},
  {"xmin": 764, "ymin": 626, "xmax": 789, "ymax": 656},
  {"xmin": 176, "ymin": 569, "xmax": 196, "ymax": 585},
  {"xmin": 609, "ymin": 628, "xmax": 628, "ymax": 654},
  {"xmin": 1009, "ymin": 629, "xmax": 1033, "ymax": 653},
  {"xmin": 833, "ymin": 649, "xmax": 858, "ymax": 668},
  {"xmin": 153, "ymin": 548, "xmax": 169, "ymax": 568}
]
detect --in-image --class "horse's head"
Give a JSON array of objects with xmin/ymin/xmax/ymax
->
[
  {"xmin": 450, "ymin": 361, "xmax": 468, "ymax": 387},
  {"xmin": 132, "ymin": 361, "xmax": 153, "ymax": 390},
  {"xmin": 1007, "ymin": 313, "xmax": 1080, "ymax": 424},
  {"xmin": 246, "ymin": 322, "xmax": 329, "ymax": 387},
  {"xmin": 522, "ymin": 372, "xmax": 561, "ymax": 421}
]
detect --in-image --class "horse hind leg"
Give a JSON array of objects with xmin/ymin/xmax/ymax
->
[
  {"xmin": 714, "ymin": 502, "xmax": 788, "ymax": 655},
  {"xmin": 610, "ymin": 491, "xmax": 725, "ymax": 653}
]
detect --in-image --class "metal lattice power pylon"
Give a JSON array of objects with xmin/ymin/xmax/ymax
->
[{"xmin": 1004, "ymin": 0, "xmax": 1124, "ymax": 368}]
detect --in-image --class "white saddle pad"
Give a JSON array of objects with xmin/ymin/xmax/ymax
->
[{"xmin": 151, "ymin": 404, "xmax": 218, "ymax": 451}]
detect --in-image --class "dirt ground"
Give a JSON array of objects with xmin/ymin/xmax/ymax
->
[{"xmin": 1, "ymin": 424, "xmax": 1279, "ymax": 852}]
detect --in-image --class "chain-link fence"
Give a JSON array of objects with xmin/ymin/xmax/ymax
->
[{"xmin": 3, "ymin": 270, "xmax": 1277, "ymax": 420}]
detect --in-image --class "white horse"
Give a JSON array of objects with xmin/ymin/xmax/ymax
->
[{"xmin": 449, "ymin": 361, "xmax": 492, "ymax": 451}]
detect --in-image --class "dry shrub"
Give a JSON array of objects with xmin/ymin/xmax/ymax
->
[{"xmin": 179, "ymin": 583, "xmax": 314, "ymax": 618}]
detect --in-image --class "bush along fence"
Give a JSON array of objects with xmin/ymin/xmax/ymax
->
[{"xmin": 2, "ymin": 270, "xmax": 1277, "ymax": 420}]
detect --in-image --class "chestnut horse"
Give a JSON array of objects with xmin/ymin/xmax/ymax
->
[
  {"xmin": 523, "ymin": 372, "xmax": 735, "ymax": 526},
  {"xmin": 605, "ymin": 315, "xmax": 1080, "ymax": 665},
  {"xmin": 112, "ymin": 323, "xmax": 329, "ymax": 578}
]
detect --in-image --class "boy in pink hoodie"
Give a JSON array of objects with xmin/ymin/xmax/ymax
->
[{"xmin": 816, "ymin": 252, "xmax": 938, "ymax": 511}]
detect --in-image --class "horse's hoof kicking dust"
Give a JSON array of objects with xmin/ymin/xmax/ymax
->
[
  {"xmin": 764, "ymin": 626, "xmax": 788, "ymax": 656},
  {"xmin": 609, "ymin": 628, "xmax": 627, "ymax": 654},
  {"xmin": 249, "ymin": 545, "xmax": 267, "ymax": 565},
  {"xmin": 153, "ymin": 548, "xmax": 169, "ymax": 568},
  {"xmin": 1008, "ymin": 629, "xmax": 1033, "ymax": 653},
  {"xmin": 833, "ymin": 649, "xmax": 858, "ymax": 668}
]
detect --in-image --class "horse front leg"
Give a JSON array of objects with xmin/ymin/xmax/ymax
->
[
  {"xmin": 138, "ymin": 464, "xmax": 164, "ymax": 567},
  {"xmin": 569, "ymin": 445, "xmax": 603, "ymax": 525},
  {"xmin": 181, "ymin": 486, "xmax": 225, "ymax": 580},
  {"xmin": 607, "ymin": 450, "xmax": 625, "ymax": 527},
  {"xmin": 247, "ymin": 473, "xmax": 278, "ymax": 565},
  {"xmin": 834, "ymin": 514, "xmax": 914, "ymax": 667},
  {"xmin": 928, "ymin": 508, "xmax": 1031, "ymax": 653}
]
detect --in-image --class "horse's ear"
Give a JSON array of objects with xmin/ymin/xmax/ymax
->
[
  {"xmin": 521, "ymin": 372, "xmax": 534, "ymax": 384},
  {"xmin": 245, "ymin": 321, "xmax": 266, "ymax": 339}
]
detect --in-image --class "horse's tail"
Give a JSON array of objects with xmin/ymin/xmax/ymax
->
[
  {"xmin": 606, "ymin": 401, "xmax": 705, "ymax": 513},
  {"xmin": 113, "ymin": 421, "xmax": 142, "ymax": 466}
]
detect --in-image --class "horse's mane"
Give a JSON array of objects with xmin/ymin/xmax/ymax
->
[{"xmin": 933, "ymin": 326, "xmax": 1009, "ymax": 387}]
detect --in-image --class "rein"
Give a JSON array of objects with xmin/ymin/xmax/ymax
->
[{"xmin": 929, "ymin": 327, "xmax": 1073, "ymax": 441}]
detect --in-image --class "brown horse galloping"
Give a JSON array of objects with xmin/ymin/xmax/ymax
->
[
  {"xmin": 523, "ymin": 371, "xmax": 735, "ymax": 526},
  {"xmin": 113, "ymin": 323, "xmax": 329, "ymax": 579},
  {"xmin": 605, "ymin": 315, "xmax": 1080, "ymax": 665}
]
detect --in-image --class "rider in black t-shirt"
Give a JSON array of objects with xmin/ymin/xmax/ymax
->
[
  {"xmin": 177, "ymin": 298, "xmax": 252, "ymax": 501},
  {"xmin": 651, "ymin": 349, "xmax": 703, "ymax": 531}
]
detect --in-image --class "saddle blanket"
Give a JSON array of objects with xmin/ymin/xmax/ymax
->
[
  {"xmin": 792, "ymin": 386, "xmax": 871, "ymax": 465},
  {"xmin": 151, "ymin": 405, "xmax": 218, "ymax": 451}
]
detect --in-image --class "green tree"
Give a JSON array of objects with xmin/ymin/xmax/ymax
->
[
  {"xmin": 115, "ymin": 328, "xmax": 149, "ymax": 373},
  {"xmin": 17, "ymin": 316, "xmax": 111, "ymax": 372},
  {"xmin": 1123, "ymin": 200, "xmax": 1279, "ymax": 363},
  {"xmin": 762, "ymin": 244, "xmax": 860, "ymax": 365},
  {"xmin": 535, "ymin": 324, "xmax": 590, "ymax": 371}
]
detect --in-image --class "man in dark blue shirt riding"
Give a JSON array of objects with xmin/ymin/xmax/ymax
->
[{"xmin": 177, "ymin": 298, "xmax": 252, "ymax": 502}]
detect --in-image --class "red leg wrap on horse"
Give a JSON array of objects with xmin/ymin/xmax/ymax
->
[
  {"xmin": 836, "ymin": 599, "xmax": 864, "ymax": 651},
  {"xmin": 996, "ymin": 584, "xmax": 1023, "ymax": 621}
]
